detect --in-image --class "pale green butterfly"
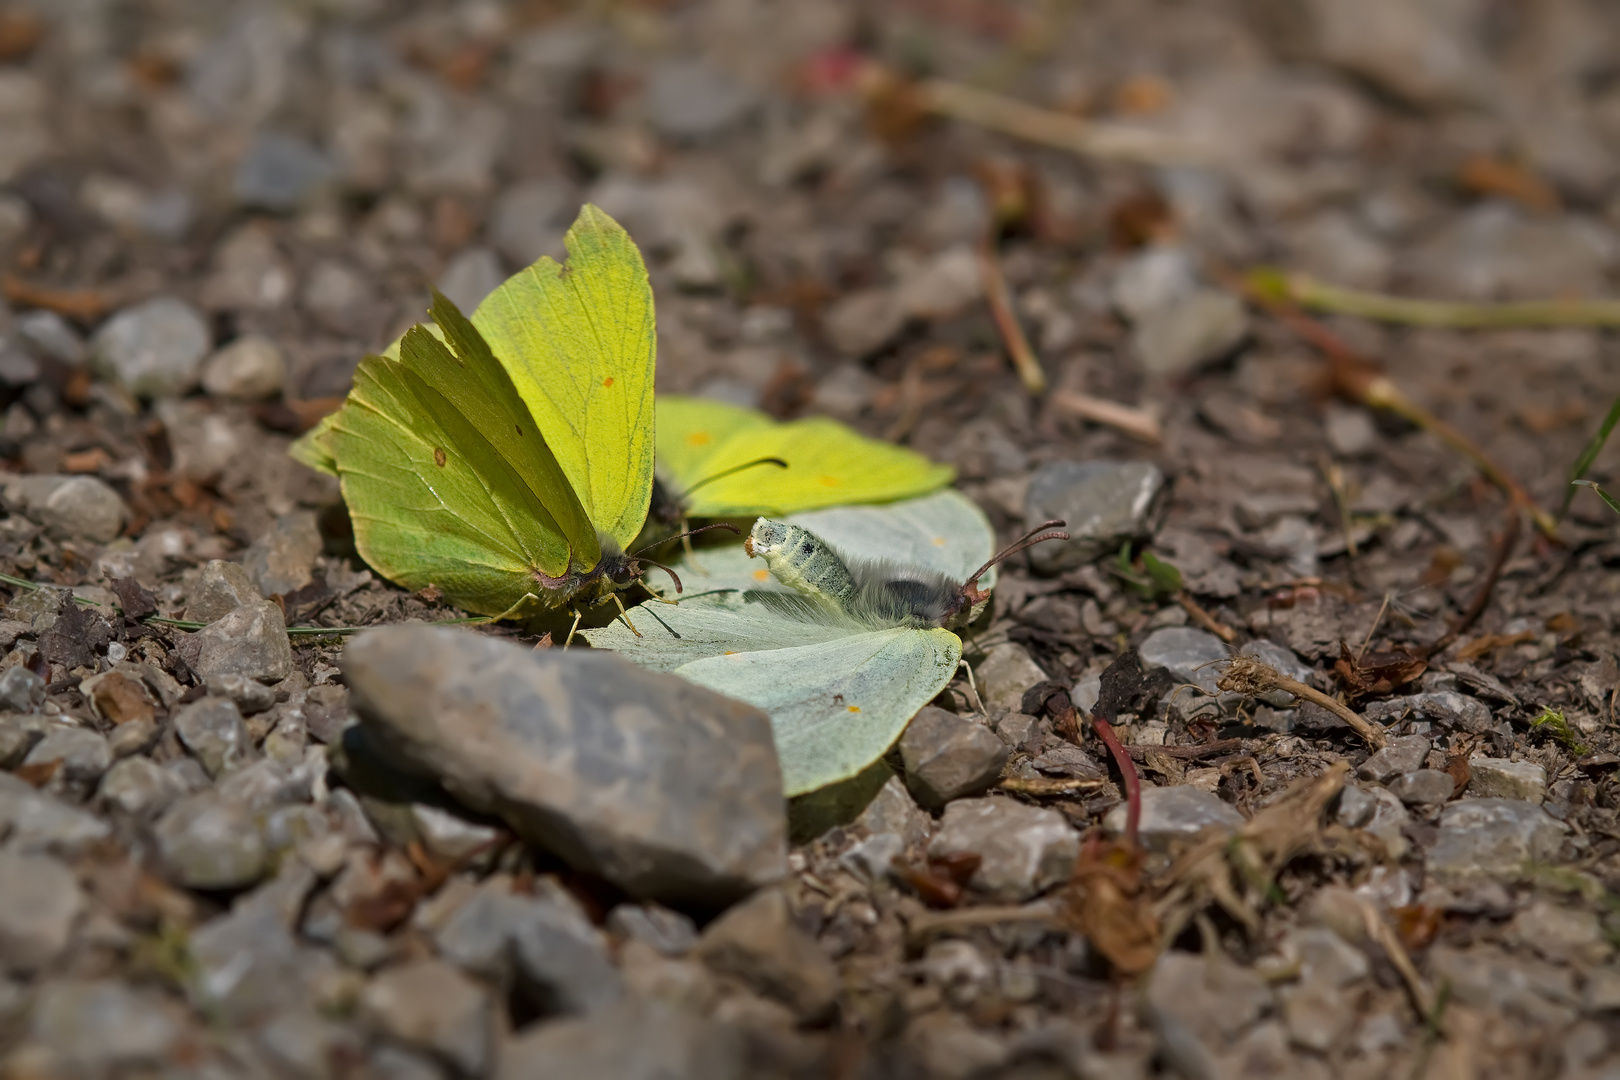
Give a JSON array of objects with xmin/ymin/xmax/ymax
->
[
  {"xmin": 585, "ymin": 490, "xmax": 1068, "ymax": 795},
  {"xmin": 290, "ymin": 204, "xmax": 705, "ymax": 642}
]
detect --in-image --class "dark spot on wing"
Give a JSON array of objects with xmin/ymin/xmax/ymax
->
[{"xmin": 433, "ymin": 446, "xmax": 447, "ymax": 467}]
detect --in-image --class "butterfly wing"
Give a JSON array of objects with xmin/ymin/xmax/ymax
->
[
  {"xmin": 654, "ymin": 396, "xmax": 773, "ymax": 496},
  {"xmin": 323, "ymin": 314, "xmax": 596, "ymax": 617},
  {"xmin": 472, "ymin": 204, "xmax": 656, "ymax": 551}
]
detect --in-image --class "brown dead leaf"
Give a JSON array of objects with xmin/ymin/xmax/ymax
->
[
  {"xmin": 1458, "ymin": 154, "xmax": 1560, "ymax": 213},
  {"xmin": 61, "ymin": 447, "xmax": 111, "ymax": 474},
  {"xmin": 1111, "ymin": 74, "xmax": 1174, "ymax": 117},
  {"xmin": 90, "ymin": 671, "xmax": 155, "ymax": 727},
  {"xmin": 0, "ymin": 9, "xmax": 44, "ymax": 62},
  {"xmin": 1391, "ymin": 903, "xmax": 1443, "ymax": 953},
  {"xmin": 14, "ymin": 758, "xmax": 60, "ymax": 788},
  {"xmin": 1062, "ymin": 835, "xmax": 1159, "ymax": 976},
  {"xmin": 1335, "ymin": 643, "xmax": 1426, "ymax": 698},
  {"xmin": 1442, "ymin": 753, "xmax": 1472, "ymax": 798},
  {"xmin": 1455, "ymin": 631, "xmax": 1535, "ymax": 662},
  {"xmin": 2, "ymin": 276, "xmax": 112, "ymax": 322}
]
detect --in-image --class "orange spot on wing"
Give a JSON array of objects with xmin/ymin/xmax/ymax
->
[
  {"xmin": 752, "ymin": 569, "xmax": 770, "ymax": 582},
  {"xmin": 602, "ymin": 376, "xmax": 614, "ymax": 387},
  {"xmin": 847, "ymin": 705, "xmax": 861, "ymax": 712},
  {"xmin": 686, "ymin": 431, "xmax": 712, "ymax": 447},
  {"xmin": 816, "ymin": 474, "xmax": 841, "ymax": 487}
]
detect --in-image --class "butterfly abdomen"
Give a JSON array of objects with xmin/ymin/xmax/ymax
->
[{"xmin": 745, "ymin": 519, "xmax": 858, "ymax": 609}]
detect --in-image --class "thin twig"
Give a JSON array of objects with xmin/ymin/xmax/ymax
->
[
  {"xmin": 1418, "ymin": 509, "xmax": 1520, "ymax": 660},
  {"xmin": 997, "ymin": 776, "xmax": 1109, "ymax": 796},
  {"xmin": 1176, "ymin": 591, "xmax": 1235, "ymax": 642},
  {"xmin": 906, "ymin": 901, "xmax": 1058, "ymax": 944},
  {"xmin": 977, "ymin": 236, "xmax": 1047, "ymax": 395},
  {"xmin": 1118, "ymin": 737, "xmax": 1251, "ymax": 761},
  {"xmin": 1216, "ymin": 655, "xmax": 1387, "ymax": 750},
  {"xmin": 1270, "ymin": 272, "xmax": 1620, "ymax": 330},
  {"xmin": 1049, "ymin": 389, "xmax": 1162, "ymax": 443}
]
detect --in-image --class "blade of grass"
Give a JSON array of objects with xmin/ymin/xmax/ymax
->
[
  {"xmin": 1269, "ymin": 271, "xmax": 1620, "ymax": 330},
  {"xmin": 1573, "ymin": 479, "xmax": 1620, "ymax": 517},
  {"xmin": 1564, "ymin": 397, "xmax": 1620, "ymax": 514}
]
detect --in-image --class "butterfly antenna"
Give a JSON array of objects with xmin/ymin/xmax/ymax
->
[
  {"xmin": 638, "ymin": 558, "xmax": 684, "ymax": 595},
  {"xmin": 677, "ymin": 457, "xmax": 788, "ymax": 500},
  {"xmin": 964, "ymin": 519, "xmax": 1069, "ymax": 587},
  {"xmin": 631, "ymin": 522, "xmax": 741, "ymax": 557}
]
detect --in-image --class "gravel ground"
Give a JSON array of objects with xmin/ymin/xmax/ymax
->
[{"xmin": 0, "ymin": 1, "xmax": 1618, "ymax": 1077}]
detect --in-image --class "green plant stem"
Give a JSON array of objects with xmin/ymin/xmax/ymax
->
[{"xmin": 1276, "ymin": 272, "xmax": 1620, "ymax": 329}]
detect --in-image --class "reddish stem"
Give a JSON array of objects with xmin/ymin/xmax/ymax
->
[{"xmin": 1091, "ymin": 715, "xmax": 1140, "ymax": 851}]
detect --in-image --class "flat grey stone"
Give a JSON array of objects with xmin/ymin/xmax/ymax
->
[
  {"xmin": 89, "ymin": 296, "xmax": 211, "ymax": 398},
  {"xmin": 1427, "ymin": 798, "xmax": 1568, "ymax": 886},
  {"xmin": 929, "ymin": 797, "xmax": 1078, "ymax": 901},
  {"xmin": 241, "ymin": 511, "xmax": 322, "ymax": 598},
  {"xmin": 496, "ymin": 994, "xmax": 745, "ymax": 1080},
  {"xmin": 14, "ymin": 309, "xmax": 86, "ymax": 366},
  {"xmin": 1139, "ymin": 626, "xmax": 1232, "ymax": 698},
  {"xmin": 22, "ymin": 726, "xmax": 111, "ymax": 792},
  {"xmin": 1467, "ymin": 757, "xmax": 1547, "ymax": 804},
  {"xmin": 182, "ymin": 559, "xmax": 262, "ymax": 623},
  {"xmin": 1334, "ymin": 783, "xmax": 1376, "ymax": 828},
  {"xmin": 409, "ymin": 803, "xmax": 500, "ymax": 863},
  {"xmin": 178, "ymin": 599, "xmax": 294, "ymax": 684},
  {"xmin": 993, "ymin": 711, "xmax": 1042, "ymax": 752},
  {"xmin": 98, "ymin": 756, "xmax": 183, "ymax": 819},
  {"xmin": 234, "ymin": 131, "xmax": 334, "ymax": 211},
  {"xmin": 975, "ymin": 643, "xmax": 1047, "ymax": 713},
  {"xmin": 1104, "ymin": 785, "xmax": 1246, "ymax": 851},
  {"xmin": 693, "ymin": 889, "xmax": 838, "ymax": 1022},
  {"xmin": 511, "ymin": 896, "xmax": 626, "ymax": 1016},
  {"xmin": 1406, "ymin": 202, "xmax": 1610, "ymax": 301},
  {"xmin": 0, "ymin": 771, "xmax": 110, "ymax": 854},
  {"xmin": 1024, "ymin": 460, "xmax": 1165, "ymax": 573},
  {"xmin": 1388, "ymin": 768, "xmax": 1455, "ymax": 806},
  {"xmin": 899, "ymin": 706, "xmax": 1008, "ymax": 808},
  {"xmin": 200, "ymin": 334, "xmax": 286, "ymax": 401},
  {"xmin": 607, "ymin": 903, "xmax": 698, "ymax": 957},
  {"xmin": 1362, "ymin": 784, "xmax": 1412, "ymax": 859},
  {"xmin": 645, "ymin": 60, "xmax": 757, "ymax": 141},
  {"xmin": 0, "ymin": 714, "xmax": 41, "ymax": 768},
  {"xmin": 1145, "ymin": 950, "xmax": 1271, "ymax": 1057},
  {"xmin": 1302, "ymin": 0, "xmax": 1489, "ymax": 109},
  {"xmin": 207, "ymin": 672, "xmax": 277, "ymax": 715},
  {"xmin": 153, "ymin": 791, "xmax": 268, "ymax": 890},
  {"xmin": 1363, "ymin": 691, "xmax": 1494, "ymax": 733},
  {"xmin": 1507, "ymin": 899, "xmax": 1610, "ymax": 966},
  {"xmin": 854, "ymin": 775, "xmax": 930, "ymax": 848},
  {"xmin": 822, "ymin": 287, "xmax": 905, "ymax": 358},
  {"xmin": 0, "ymin": 665, "xmax": 44, "ymax": 711},
  {"xmin": 360, "ymin": 959, "xmax": 492, "ymax": 1077},
  {"xmin": 1429, "ymin": 944, "xmax": 1578, "ymax": 1027},
  {"xmin": 1130, "ymin": 287, "xmax": 1249, "ymax": 376},
  {"xmin": 0, "ymin": 850, "xmax": 83, "ymax": 974},
  {"xmin": 490, "ymin": 179, "xmax": 569, "ymax": 267},
  {"xmin": 256, "ymin": 1008, "xmax": 366, "ymax": 1080},
  {"xmin": 437, "ymin": 247, "xmax": 505, "ymax": 315},
  {"xmin": 1, "ymin": 474, "xmax": 126, "ymax": 542},
  {"xmin": 174, "ymin": 697, "xmax": 250, "ymax": 778},
  {"xmin": 187, "ymin": 872, "xmax": 319, "ymax": 1023},
  {"xmin": 342, "ymin": 626, "xmax": 787, "ymax": 906},
  {"xmin": 29, "ymin": 980, "xmax": 183, "ymax": 1071},
  {"xmin": 1356, "ymin": 735, "xmax": 1430, "ymax": 783}
]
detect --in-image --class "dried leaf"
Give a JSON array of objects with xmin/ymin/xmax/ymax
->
[
  {"xmin": 89, "ymin": 671, "xmax": 155, "ymax": 727},
  {"xmin": 14, "ymin": 758, "xmax": 60, "ymax": 787},
  {"xmin": 40, "ymin": 593, "xmax": 113, "ymax": 671},
  {"xmin": 1335, "ymin": 643, "xmax": 1426, "ymax": 697},
  {"xmin": 109, "ymin": 576, "xmax": 157, "ymax": 622},
  {"xmin": 1062, "ymin": 835, "xmax": 1159, "ymax": 975}
]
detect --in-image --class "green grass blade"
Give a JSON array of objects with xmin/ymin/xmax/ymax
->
[{"xmin": 1563, "ymin": 394, "xmax": 1620, "ymax": 514}]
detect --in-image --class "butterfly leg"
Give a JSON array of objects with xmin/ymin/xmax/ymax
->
[
  {"xmin": 562, "ymin": 607, "xmax": 584, "ymax": 649},
  {"xmin": 957, "ymin": 658, "xmax": 986, "ymax": 714},
  {"xmin": 610, "ymin": 592, "xmax": 643, "ymax": 637}
]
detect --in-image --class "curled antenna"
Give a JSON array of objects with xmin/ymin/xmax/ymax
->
[
  {"xmin": 964, "ymin": 519, "xmax": 1069, "ymax": 588},
  {"xmin": 631, "ymin": 521, "xmax": 741, "ymax": 557},
  {"xmin": 677, "ymin": 457, "xmax": 788, "ymax": 500},
  {"xmin": 638, "ymin": 558, "xmax": 684, "ymax": 594}
]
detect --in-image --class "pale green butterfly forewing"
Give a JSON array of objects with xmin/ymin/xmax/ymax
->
[{"xmin": 474, "ymin": 205, "xmax": 656, "ymax": 550}]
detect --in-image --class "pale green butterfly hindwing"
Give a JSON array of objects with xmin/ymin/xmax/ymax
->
[
  {"xmin": 292, "ymin": 204, "xmax": 664, "ymax": 641},
  {"xmin": 585, "ymin": 490, "xmax": 1068, "ymax": 795}
]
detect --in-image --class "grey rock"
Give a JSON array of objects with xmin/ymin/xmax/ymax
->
[
  {"xmin": 900, "ymin": 707, "xmax": 1007, "ymax": 808},
  {"xmin": 437, "ymin": 247, "xmax": 505, "ymax": 315},
  {"xmin": 1356, "ymin": 735, "xmax": 1430, "ymax": 783},
  {"xmin": 1029, "ymin": 744, "xmax": 1104, "ymax": 780},
  {"xmin": 256, "ymin": 1009, "xmax": 366, "ymax": 1080},
  {"xmin": 822, "ymin": 287, "xmax": 905, "ymax": 358},
  {"xmin": 1406, "ymin": 203, "xmax": 1611, "ymax": 302},
  {"xmin": 216, "ymin": 757, "xmax": 316, "ymax": 812},
  {"xmin": 0, "ymin": 713, "xmax": 40, "ymax": 767},
  {"xmin": 1145, "ymin": 951, "xmax": 1271, "ymax": 1059},
  {"xmin": 0, "ymin": 664, "xmax": 44, "ymax": 711},
  {"xmin": 1, "ymin": 474, "xmax": 127, "ymax": 542},
  {"xmin": 0, "ymin": 850, "xmax": 83, "ymax": 973},
  {"xmin": 491, "ymin": 179, "xmax": 569, "ymax": 267},
  {"xmin": 409, "ymin": 803, "xmax": 500, "ymax": 862},
  {"xmin": 342, "ymin": 625, "xmax": 787, "ymax": 905},
  {"xmin": 302, "ymin": 683, "xmax": 352, "ymax": 744},
  {"xmin": 241, "ymin": 511, "xmax": 322, "ymax": 598},
  {"xmin": 1467, "ymin": 757, "xmax": 1547, "ymax": 804},
  {"xmin": 174, "ymin": 697, "xmax": 250, "ymax": 778},
  {"xmin": 928, "ymin": 797, "xmax": 1078, "ymax": 901},
  {"xmin": 994, "ymin": 711, "xmax": 1042, "ymax": 752},
  {"xmin": 361, "ymin": 959, "xmax": 492, "ymax": 1077},
  {"xmin": 975, "ymin": 643, "xmax": 1046, "ymax": 713},
  {"xmin": 607, "ymin": 903, "xmax": 698, "ymax": 956},
  {"xmin": 854, "ymin": 775, "xmax": 931, "ymax": 848},
  {"xmin": 511, "ymin": 896, "xmax": 626, "ymax": 1016},
  {"xmin": 0, "ymin": 771, "xmax": 111, "ymax": 854},
  {"xmin": 1388, "ymin": 768, "xmax": 1455, "ymax": 806},
  {"xmin": 181, "ymin": 599, "xmax": 294, "ymax": 684},
  {"xmin": 29, "ymin": 980, "xmax": 183, "ymax": 1071},
  {"xmin": 1507, "ymin": 899, "xmax": 1610, "ymax": 966},
  {"xmin": 1129, "ymin": 287, "xmax": 1248, "ymax": 377},
  {"xmin": 693, "ymin": 889, "xmax": 838, "ymax": 1022},
  {"xmin": 98, "ymin": 756, "xmax": 183, "ymax": 819},
  {"xmin": 1111, "ymin": 246, "xmax": 1198, "ymax": 322},
  {"xmin": 183, "ymin": 559, "xmax": 263, "ymax": 622},
  {"xmin": 153, "ymin": 791, "xmax": 268, "ymax": 889},
  {"xmin": 1427, "ymin": 798, "xmax": 1568, "ymax": 885},
  {"xmin": 1363, "ymin": 691, "xmax": 1494, "ymax": 734},
  {"xmin": 1104, "ymin": 785, "xmax": 1246, "ymax": 851},
  {"xmin": 1583, "ymin": 966, "xmax": 1620, "ymax": 1013},
  {"xmin": 1301, "ymin": 0, "xmax": 1489, "ymax": 108},
  {"xmin": 200, "ymin": 335, "xmax": 286, "ymax": 401},
  {"xmin": 89, "ymin": 296, "xmax": 211, "ymax": 398},
  {"xmin": 895, "ymin": 245, "xmax": 982, "ymax": 320},
  {"xmin": 645, "ymin": 60, "xmax": 757, "ymax": 141},
  {"xmin": 22, "ymin": 726, "xmax": 111, "ymax": 791},
  {"xmin": 188, "ymin": 875, "xmax": 318, "ymax": 1022},
  {"xmin": 302, "ymin": 259, "xmax": 377, "ymax": 336},
  {"xmin": 1430, "ymin": 944, "xmax": 1578, "ymax": 1027},
  {"xmin": 1024, "ymin": 461, "xmax": 1165, "ymax": 573},
  {"xmin": 1238, "ymin": 639, "xmax": 1314, "ymax": 707},
  {"xmin": 1323, "ymin": 403, "xmax": 1380, "ymax": 457},
  {"xmin": 496, "ymin": 994, "xmax": 745, "ymax": 1080},
  {"xmin": 1286, "ymin": 210, "xmax": 1392, "ymax": 291},
  {"xmin": 840, "ymin": 832, "xmax": 905, "ymax": 884},
  {"xmin": 1140, "ymin": 626, "xmax": 1232, "ymax": 698},
  {"xmin": 234, "ymin": 131, "xmax": 334, "ymax": 212},
  {"xmin": 1334, "ymin": 783, "xmax": 1377, "ymax": 829},
  {"xmin": 14, "ymin": 310, "xmax": 86, "ymax": 366},
  {"xmin": 1362, "ymin": 784, "xmax": 1412, "ymax": 859},
  {"xmin": 207, "ymin": 672, "xmax": 278, "ymax": 715},
  {"xmin": 368, "ymin": 1045, "xmax": 449, "ymax": 1080}
]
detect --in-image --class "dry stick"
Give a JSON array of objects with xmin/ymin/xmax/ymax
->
[
  {"xmin": 978, "ymin": 236, "xmax": 1047, "ymax": 395},
  {"xmin": 913, "ymin": 78, "xmax": 1214, "ymax": 167},
  {"xmin": 1049, "ymin": 389, "xmax": 1163, "ymax": 442},
  {"xmin": 998, "ymin": 776, "xmax": 1109, "ymax": 796},
  {"xmin": 1217, "ymin": 655, "xmax": 1387, "ymax": 750},
  {"xmin": 907, "ymin": 901, "xmax": 1058, "ymax": 944},
  {"xmin": 1275, "ymin": 272, "xmax": 1620, "ymax": 330},
  {"xmin": 1233, "ymin": 275, "xmax": 1559, "ymax": 540},
  {"xmin": 1118, "ymin": 737, "xmax": 1250, "ymax": 762},
  {"xmin": 1176, "ymin": 591, "xmax": 1236, "ymax": 642},
  {"xmin": 1418, "ymin": 508, "xmax": 1521, "ymax": 661}
]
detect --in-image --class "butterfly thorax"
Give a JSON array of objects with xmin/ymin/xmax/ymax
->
[{"xmin": 532, "ymin": 535, "xmax": 644, "ymax": 607}]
